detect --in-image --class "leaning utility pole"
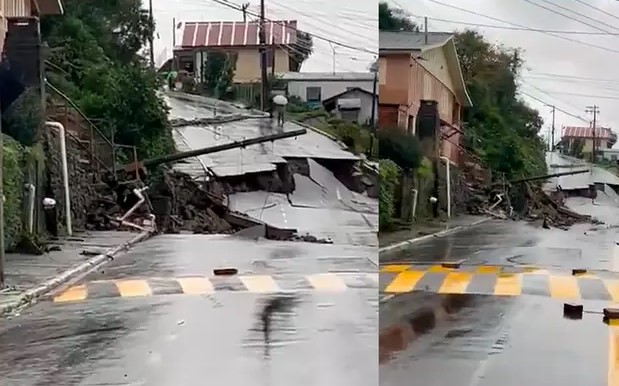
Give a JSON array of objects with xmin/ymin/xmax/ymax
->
[
  {"xmin": 369, "ymin": 68, "xmax": 377, "ymax": 157},
  {"xmin": 148, "ymin": 0, "xmax": 155, "ymax": 69},
  {"xmin": 586, "ymin": 105, "xmax": 599, "ymax": 164},
  {"xmin": 259, "ymin": 0, "xmax": 268, "ymax": 111},
  {"xmin": 550, "ymin": 105, "xmax": 555, "ymax": 151}
]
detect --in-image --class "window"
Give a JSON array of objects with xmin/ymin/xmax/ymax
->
[
  {"xmin": 306, "ymin": 86, "xmax": 322, "ymax": 102},
  {"xmin": 265, "ymin": 49, "xmax": 275, "ymax": 68}
]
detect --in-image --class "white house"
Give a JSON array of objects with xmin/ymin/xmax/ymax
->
[
  {"xmin": 322, "ymin": 87, "xmax": 376, "ymax": 125},
  {"xmin": 279, "ymin": 72, "xmax": 375, "ymax": 104}
]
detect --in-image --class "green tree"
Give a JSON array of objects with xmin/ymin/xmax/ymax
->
[
  {"xmin": 379, "ymin": 2, "xmax": 419, "ymax": 32},
  {"xmin": 454, "ymin": 30, "xmax": 547, "ymax": 179},
  {"xmin": 41, "ymin": 0, "xmax": 172, "ymax": 159}
]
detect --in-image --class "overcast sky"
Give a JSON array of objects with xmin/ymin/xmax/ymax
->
[
  {"xmin": 152, "ymin": 0, "xmax": 377, "ymax": 73},
  {"xmin": 390, "ymin": 0, "xmax": 619, "ymax": 146}
]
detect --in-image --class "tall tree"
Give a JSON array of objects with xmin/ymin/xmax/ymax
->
[{"xmin": 379, "ymin": 2, "xmax": 419, "ymax": 32}]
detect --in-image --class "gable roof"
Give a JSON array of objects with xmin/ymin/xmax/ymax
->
[
  {"xmin": 379, "ymin": 31, "xmax": 453, "ymax": 51},
  {"xmin": 321, "ymin": 87, "xmax": 373, "ymax": 105},
  {"xmin": 379, "ymin": 31, "xmax": 472, "ymax": 108},
  {"xmin": 562, "ymin": 126, "xmax": 613, "ymax": 139},
  {"xmin": 180, "ymin": 20, "xmax": 297, "ymax": 48}
]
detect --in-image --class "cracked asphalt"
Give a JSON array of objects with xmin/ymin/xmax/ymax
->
[{"xmin": 0, "ymin": 96, "xmax": 378, "ymax": 386}]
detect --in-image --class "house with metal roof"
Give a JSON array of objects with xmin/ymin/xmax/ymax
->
[
  {"xmin": 378, "ymin": 30, "xmax": 472, "ymax": 164},
  {"xmin": 175, "ymin": 20, "xmax": 298, "ymax": 84},
  {"xmin": 278, "ymin": 72, "xmax": 375, "ymax": 106},
  {"xmin": 560, "ymin": 125, "xmax": 617, "ymax": 159}
]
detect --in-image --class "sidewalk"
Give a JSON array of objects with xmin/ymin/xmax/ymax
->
[
  {"xmin": 379, "ymin": 215, "xmax": 489, "ymax": 254},
  {"xmin": 0, "ymin": 230, "xmax": 149, "ymax": 316}
]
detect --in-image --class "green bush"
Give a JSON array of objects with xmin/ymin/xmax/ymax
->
[
  {"xmin": 2, "ymin": 135, "xmax": 25, "ymax": 249},
  {"xmin": 378, "ymin": 126, "xmax": 422, "ymax": 171},
  {"xmin": 379, "ymin": 159, "xmax": 400, "ymax": 230}
]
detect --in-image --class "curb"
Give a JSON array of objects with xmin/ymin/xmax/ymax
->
[
  {"xmin": 379, "ymin": 294, "xmax": 473, "ymax": 364},
  {"xmin": 0, "ymin": 229, "xmax": 154, "ymax": 316},
  {"xmin": 379, "ymin": 217, "xmax": 491, "ymax": 255}
]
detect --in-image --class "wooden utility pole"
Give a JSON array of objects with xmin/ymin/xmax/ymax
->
[
  {"xmin": 259, "ymin": 0, "xmax": 268, "ymax": 111},
  {"xmin": 369, "ymin": 69, "xmax": 377, "ymax": 157},
  {"xmin": 586, "ymin": 105, "xmax": 599, "ymax": 164},
  {"xmin": 172, "ymin": 17, "xmax": 176, "ymax": 71},
  {"xmin": 242, "ymin": 3, "xmax": 249, "ymax": 23},
  {"xmin": 550, "ymin": 105, "xmax": 555, "ymax": 150},
  {"xmin": 148, "ymin": 0, "xmax": 155, "ymax": 69}
]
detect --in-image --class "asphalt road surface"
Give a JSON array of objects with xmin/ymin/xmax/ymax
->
[
  {"xmin": 0, "ymin": 97, "xmax": 378, "ymax": 385},
  {"xmin": 380, "ymin": 205, "xmax": 619, "ymax": 386}
]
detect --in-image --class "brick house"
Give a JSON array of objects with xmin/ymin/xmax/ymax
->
[
  {"xmin": 175, "ymin": 20, "xmax": 298, "ymax": 84},
  {"xmin": 378, "ymin": 31, "xmax": 472, "ymax": 164}
]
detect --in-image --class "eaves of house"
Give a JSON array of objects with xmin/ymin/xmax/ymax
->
[{"xmin": 379, "ymin": 31, "xmax": 472, "ymax": 108}]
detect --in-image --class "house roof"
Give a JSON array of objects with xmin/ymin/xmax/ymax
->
[
  {"xmin": 562, "ymin": 126, "xmax": 613, "ymax": 139},
  {"xmin": 379, "ymin": 31, "xmax": 472, "ymax": 108},
  {"xmin": 179, "ymin": 20, "xmax": 297, "ymax": 48},
  {"xmin": 379, "ymin": 31, "xmax": 453, "ymax": 51},
  {"xmin": 279, "ymin": 72, "xmax": 374, "ymax": 82},
  {"xmin": 322, "ymin": 87, "xmax": 373, "ymax": 105}
]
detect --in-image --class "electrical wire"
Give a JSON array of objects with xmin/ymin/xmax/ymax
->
[
  {"xmin": 572, "ymin": 0, "xmax": 619, "ymax": 23},
  {"xmin": 518, "ymin": 89, "xmax": 589, "ymax": 122},
  {"xmin": 425, "ymin": 0, "xmax": 619, "ymax": 56},
  {"xmin": 520, "ymin": 0, "xmax": 619, "ymax": 34},
  {"xmin": 406, "ymin": 15, "xmax": 619, "ymax": 35},
  {"xmin": 209, "ymin": 0, "xmax": 377, "ymax": 54}
]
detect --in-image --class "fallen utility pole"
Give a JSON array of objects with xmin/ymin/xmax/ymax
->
[
  {"xmin": 509, "ymin": 169, "xmax": 590, "ymax": 184},
  {"xmin": 122, "ymin": 128, "xmax": 307, "ymax": 173}
]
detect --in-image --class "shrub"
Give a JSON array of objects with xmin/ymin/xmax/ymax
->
[
  {"xmin": 378, "ymin": 126, "xmax": 422, "ymax": 171},
  {"xmin": 379, "ymin": 159, "xmax": 400, "ymax": 230}
]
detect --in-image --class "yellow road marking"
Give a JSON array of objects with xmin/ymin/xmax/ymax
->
[
  {"xmin": 609, "ymin": 326, "xmax": 619, "ymax": 386},
  {"xmin": 239, "ymin": 275, "xmax": 280, "ymax": 293},
  {"xmin": 115, "ymin": 280, "xmax": 151, "ymax": 297},
  {"xmin": 306, "ymin": 273, "xmax": 348, "ymax": 292},
  {"xmin": 380, "ymin": 265, "xmax": 412, "ymax": 273},
  {"xmin": 476, "ymin": 266, "xmax": 501, "ymax": 274},
  {"xmin": 438, "ymin": 272, "xmax": 473, "ymax": 294},
  {"xmin": 548, "ymin": 275, "xmax": 581, "ymax": 300},
  {"xmin": 494, "ymin": 274, "xmax": 522, "ymax": 296},
  {"xmin": 177, "ymin": 277, "xmax": 214, "ymax": 294},
  {"xmin": 428, "ymin": 265, "xmax": 455, "ymax": 273},
  {"xmin": 53, "ymin": 284, "xmax": 87, "ymax": 303},
  {"xmin": 606, "ymin": 281, "xmax": 619, "ymax": 302},
  {"xmin": 384, "ymin": 270, "xmax": 425, "ymax": 293}
]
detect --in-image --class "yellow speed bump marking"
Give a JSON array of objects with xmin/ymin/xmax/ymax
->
[
  {"xmin": 177, "ymin": 277, "xmax": 214, "ymax": 294},
  {"xmin": 239, "ymin": 275, "xmax": 280, "ymax": 293},
  {"xmin": 115, "ymin": 279, "xmax": 152, "ymax": 297},
  {"xmin": 53, "ymin": 284, "xmax": 87, "ymax": 303},
  {"xmin": 380, "ymin": 265, "xmax": 412, "ymax": 273},
  {"xmin": 494, "ymin": 273, "xmax": 522, "ymax": 296},
  {"xmin": 609, "ymin": 326, "xmax": 619, "ymax": 386},
  {"xmin": 548, "ymin": 275, "xmax": 580, "ymax": 300},
  {"xmin": 306, "ymin": 273, "xmax": 348, "ymax": 292},
  {"xmin": 438, "ymin": 272, "xmax": 473, "ymax": 294}
]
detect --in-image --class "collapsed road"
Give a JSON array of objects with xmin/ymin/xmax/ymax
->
[
  {"xmin": 379, "ymin": 154, "xmax": 619, "ymax": 385},
  {"xmin": 0, "ymin": 94, "xmax": 378, "ymax": 385}
]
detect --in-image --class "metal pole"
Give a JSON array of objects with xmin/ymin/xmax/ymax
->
[
  {"xmin": 149, "ymin": 0, "xmax": 155, "ymax": 69},
  {"xmin": 0, "ymin": 93, "xmax": 5, "ymax": 288},
  {"xmin": 259, "ymin": 0, "xmax": 268, "ymax": 111},
  {"xmin": 369, "ymin": 70, "xmax": 377, "ymax": 157},
  {"xmin": 550, "ymin": 105, "xmax": 555, "ymax": 150}
]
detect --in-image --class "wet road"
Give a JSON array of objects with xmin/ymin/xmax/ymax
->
[
  {"xmin": 380, "ymin": 213, "xmax": 619, "ymax": 385},
  {"xmin": 0, "ymin": 96, "xmax": 378, "ymax": 385}
]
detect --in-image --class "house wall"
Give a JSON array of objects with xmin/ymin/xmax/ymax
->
[
  {"xmin": 2, "ymin": 0, "xmax": 31, "ymax": 17},
  {"xmin": 193, "ymin": 46, "xmax": 291, "ymax": 84},
  {"xmin": 380, "ymin": 47, "xmax": 463, "ymax": 163},
  {"xmin": 331, "ymin": 89, "xmax": 375, "ymax": 124},
  {"xmin": 287, "ymin": 79, "xmax": 373, "ymax": 102}
]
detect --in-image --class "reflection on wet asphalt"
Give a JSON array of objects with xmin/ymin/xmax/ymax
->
[
  {"xmin": 380, "ymin": 217, "xmax": 619, "ymax": 385},
  {"xmin": 0, "ymin": 235, "xmax": 377, "ymax": 385},
  {"xmin": 0, "ymin": 98, "xmax": 378, "ymax": 385}
]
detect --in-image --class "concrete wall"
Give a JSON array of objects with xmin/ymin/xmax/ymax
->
[{"xmin": 287, "ymin": 79, "xmax": 374, "ymax": 102}]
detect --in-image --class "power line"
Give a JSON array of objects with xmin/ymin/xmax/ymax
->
[
  {"xmin": 520, "ymin": 0, "xmax": 619, "ymax": 34},
  {"xmin": 538, "ymin": 90, "xmax": 619, "ymax": 100},
  {"xmin": 518, "ymin": 90, "xmax": 589, "ymax": 122},
  {"xmin": 209, "ymin": 0, "xmax": 377, "ymax": 54},
  {"xmin": 425, "ymin": 0, "xmax": 619, "ymax": 56},
  {"xmin": 410, "ymin": 15, "xmax": 619, "ymax": 35},
  {"xmin": 572, "ymin": 0, "xmax": 619, "ymax": 23}
]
